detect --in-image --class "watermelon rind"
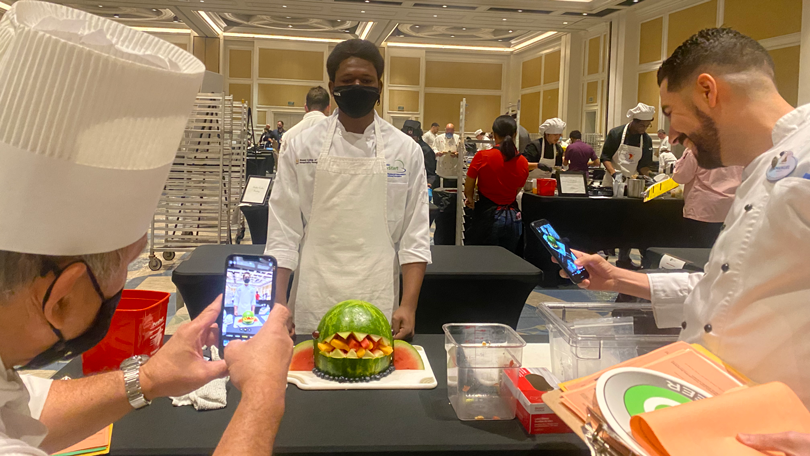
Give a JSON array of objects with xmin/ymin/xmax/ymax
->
[
  {"xmin": 393, "ymin": 340, "xmax": 425, "ymax": 370},
  {"xmin": 315, "ymin": 300, "xmax": 393, "ymax": 377}
]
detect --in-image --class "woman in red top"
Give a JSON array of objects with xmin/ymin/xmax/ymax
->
[{"xmin": 463, "ymin": 115, "xmax": 529, "ymax": 252}]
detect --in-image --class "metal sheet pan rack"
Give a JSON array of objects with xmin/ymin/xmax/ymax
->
[{"xmin": 148, "ymin": 94, "xmax": 248, "ymax": 270}]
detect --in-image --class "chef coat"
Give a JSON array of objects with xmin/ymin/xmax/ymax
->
[
  {"xmin": 422, "ymin": 130, "xmax": 439, "ymax": 150},
  {"xmin": 233, "ymin": 284, "xmax": 258, "ymax": 316},
  {"xmin": 279, "ymin": 111, "xmax": 328, "ymax": 156},
  {"xmin": 647, "ymin": 105, "xmax": 810, "ymax": 407},
  {"xmin": 0, "ymin": 355, "xmax": 53, "ymax": 455},
  {"xmin": 265, "ymin": 111, "xmax": 432, "ymax": 272},
  {"xmin": 434, "ymin": 133, "xmax": 462, "ymax": 179}
]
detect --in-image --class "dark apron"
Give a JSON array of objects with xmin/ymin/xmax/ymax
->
[{"xmin": 465, "ymin": 193, "xmax": 523, "ymax": 253}]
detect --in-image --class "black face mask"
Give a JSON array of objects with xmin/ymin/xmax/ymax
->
[
  {"xmin": 332, "ymin": 85, "xmax": 380, "ymax": 119},
  {"xmin": 21, "ymin": 261, "xmax": 123, "ymax": 370}
]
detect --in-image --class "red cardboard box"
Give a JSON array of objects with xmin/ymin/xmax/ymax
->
[{"xmin": 505, "ymin": 367, "xmax": 572, "ymax": 435}]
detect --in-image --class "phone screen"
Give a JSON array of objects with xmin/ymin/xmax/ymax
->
[
  {"xmin": 533, "ymin": 222, "xmax": 588, "ymax": 281},
  {"xmin": 221, "ymin": 255, "xmax": 276, "ymax": 348}
]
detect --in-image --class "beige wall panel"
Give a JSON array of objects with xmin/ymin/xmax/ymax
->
[
  {"xmin": 667, "ymin": 0, "xmax": 717, "ymax": 56},
  {"xmin": 603, "ymin": 34, "xmax": 608, "ymax": 73},
  {"xmin": 724, "ymin": 0, "xmax": 801, "ymax": 41},
  {"xmin": 229, "ymin": 49, "xmax": 252, "ymax": 79},
  {"xmin": 769, "ymin": 46, "xmax": 801, "ymax": 107},
  {"xmin": 587, "ymin": 37, "xmax": 601, "ymax": 75},
  {"xmin": 520, "ymin": 91, "xmax": 541, "ymax": 133},
  {"xmin": 193, "ymin": 36, "xmax": 206, "ymax": 63},
  {"xmin": 424, "ymin": 93, "xmax": 502, "ymax": 133},
  {"xmin": 544, "ymin": 50, "xmax": 561, "ymax": 85},
  {"xmin": 228, "ymin": 83, "xmax": 252, "ymax": 107},
  {"xmin": 389, "ymin": 89, "xmax": 420, "ymax": 112},
  {"xmin": 389, "ymin": 56, "xmax": 421, "ymax": 86},
  {"xmin": 173, "ymin": 43, "xmax": 188, "ymax": 51},
  {"xmin": 258, "ymin": 84, "xmax": 312, "ymax": 107},
  {"xmin": 586, "ymin": 81, "xmax": 599, "ymax": 105},
  {"xmin": 204, "ymin": 38, "xmax": 219, "ymax": 73},
  {"xmin": 639, "ymin": 17, "xmax": 663, "ymax": 64},
  {"xmin": 522, "ymin": 56, "xmax": 543, "ymax": 89},
  {"xmin": 259, "ymin": 49, "xmax": 324, "ymax": 81},
  {"xmin": 637, "ymin": 70, "xmax": 659, "ymax": 133},
  {"xmin": 257, "ymin": 111, "xmax": 267, "ymax": 126},
  {"xmin": 541, "ymin": 89, "xmax": 559, "ymax": 124},
  {"xmin": 426, "ymin": 61, "xmax": 502, "ymax": 90}
]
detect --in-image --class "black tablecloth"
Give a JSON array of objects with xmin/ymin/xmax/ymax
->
[
  {"xmin": 55, "ymin": 335, "xmax": 586, "ymax": 455},
  {"xmin": 521, "ymin": 194, "xmax": 716, "ymax": 286},
  {"xmin": 173, "ymin": 245, "xmax": 541, "ymax": 333},
  {"xmin": 643, "ymin": 247, "xmax": 711, "ymax": 272},
  {"xmin": 239, "ymin": 205, "xmax": 268, "ymax": 244}
]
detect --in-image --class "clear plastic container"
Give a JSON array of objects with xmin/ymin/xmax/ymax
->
[
  {"xmin": 536, "ymin": 302, "xmax": 681, "ymax": 382},
  {"xmin": 443, "ymin": 323, "xmax": 526, "ymax": 421}
]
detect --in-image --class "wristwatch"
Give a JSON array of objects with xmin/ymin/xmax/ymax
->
[{"xmin": 120, "ymin": 355, "xmax": 151, "ymax": 410}]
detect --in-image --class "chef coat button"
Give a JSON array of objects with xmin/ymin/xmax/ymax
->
[
  {"xmin": 721, "ymin": 263, "xmax": 730, "ymax": 272},
  {"xmin": 681, "ymin": 321, "xmax": 687, "ymax": 330},
  {"xmin": 720, "ymin": 224, "xmax": 726, "ymax": 231},
  {"xmin": 704, "ymin": 323, "xmax": 712, "ymax": 333},
  {"xmin": 744, "ymin": 204, "xmax": 753, "ymax": 212}
]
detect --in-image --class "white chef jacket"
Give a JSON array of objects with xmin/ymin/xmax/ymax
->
[
  {"xmin": 657, "ymin": 135, "xmax": 671, "ymax": 159},
  {"xmin": 265, "ymin": 111, "xmax": 432, "ymax": 271},
  {"xmin": 422, "ymin": 130, "xmax": 438, "ymax": 150},
  {"xmin": 233, "ymin": 284, "xmax": 257, "ymax": 316},
  {"xmin": 0, "ymin": 355, "xmax": 53, "ymax": 456},
  {"xmin": 647, "ymin": 105, "xmax": 810, "ymax": 407},
  {"xmin": 658, "ymin": 151, "xmax": 677, "ymax": 175},
  {"xmin": 278, "ymin": 111, "xmax": 327, "ymax": 156},
  {"xmin": 434, "ymin": 133, "xmax": 462, "ymax": 179}
]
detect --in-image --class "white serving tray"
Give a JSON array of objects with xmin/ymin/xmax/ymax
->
[{"xmin": 287, "ymin": 345, "xmax": 438, "ymax": 390}]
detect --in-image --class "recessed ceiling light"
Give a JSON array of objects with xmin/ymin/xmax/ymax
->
[
  {"xmin": 462, "ymin": 27, "xmax": 466, "ymax": 30},
  {"xmin": 152, "ymin": 8, "xmax": 157, "ymax": 11},
  {"xmin": 442, "ymin": 4, "xmax": 447, "ymax": 7},
  {"xmin": 508, "ymin": 30, "xmax": 513, "ymax": 33},
  {"xmin": 98, "ymin": 4, "xmax": 103, "ymax": 7},
  {"xmin": 498, "ymin": 39, "xmax": 503, "ymax": 41},
  {"xmin": 450, "ymin": 35, "xmax": 454, "ymax": 37},
  {"xmin": 583, "ymin": 12, "xmax": 588, "ymax": 15},
  {"xmin": 282, "ymin": 5, "xmax": 287, "ymax": 7},
  {"xmin": 288, "ymin": 24, "xmax": 293, "ymax": 27},
  {"xmin": 415, "ymin": 25, "xmax": 419, "ymax": 28},
  {"xmin": 200, "ymin": 1, "xmax": 204, "ymax": 3},
  {"xmin": 337, "ymin": 19, "xmax": 342, "ymax": 21},
  {"xmin": 433, "ymin": 14, "xmax": 437, "ymax": 17},
  {"xmin": 518, "ymin": 9, "xmax": 523, "ymax": 12},
  {"xmin": 113, "ymin": 13, "xmax": 119, "ymax": 18},
  {"xmin": 502, "ymin": 18, "xmax": 507, "ymax": 21},
  {"xmin": 563, "ymin": 21, "xmax": 568, "ymax": 24},
  {"xmin": 361, "ymin": 10, "xmax": 366, "ymax": 13}
]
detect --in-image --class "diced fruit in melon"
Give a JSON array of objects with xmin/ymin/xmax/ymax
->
[
  {"xmin": 337, "ymin": 331, "xmax": 352, "ymax": 339},
  {"xmin": 348, "ymin": 338, "xmax": 361, "ymax": 350},
  {"xmin": 353, "ymin": 331, "xmax": 368, "ymax": 341},
  {"xmin": 372, "ymin": 349, "xmax": 384, "ymax": 357},
  {"xmin": 379, "ymin": 337, "xmax": 390, "ymax": 347},
  {"xmin": 380, "ymin": 346, "xmax": 393, "ymax": 356},
  {"xmin": 346, "ymin": 349, "xmax": 358, "ymax": 359},
  {"xmin": 393, "ymin": 340, "xmax": 425, "ymax": 370},
  {"xmin": 317, "ymin": 342, "xmax": 334, "ymax": 353},
  {"xmin": 289, "ymin": 341, "xmax": 315, "ymax": 371},
  {"xmin": 369, "ymin": 334, "xmax": 382, "ymax": 342},
  {"xmin": 330, "ymin": 338, "xmax": 349, "ymax": 351},
  {"xmin": 356, "ymin": 348, "xmax": 366, "ymax": 358},
  {"xmin": 362, "ymin": 349, "xmax": 375, "ymax": 359},
  {"xmin": 324, "ymin": 334, "xmax": 335, "ymax": 343},
  {"xmin": 360, "ymin": 338, "xmax": 372, "ymax": 349},
  {"xmin": 330, "ymin": 348, "xmax": 347, "ymax": 358}
]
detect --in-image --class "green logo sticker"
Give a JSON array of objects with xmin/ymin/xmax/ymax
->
[{"xmin": 624, "ymin": 385, "xmax": 691, "ymax": 416}]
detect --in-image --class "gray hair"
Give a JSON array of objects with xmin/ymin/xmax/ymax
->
[{"xmin": 0, "ymin": 250, "xmax": 125, "ymax": 300}]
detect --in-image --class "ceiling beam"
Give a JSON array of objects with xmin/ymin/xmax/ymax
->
[{"xmin": 365, "ymin": 20, "xmax": 398, "ymax": 46}]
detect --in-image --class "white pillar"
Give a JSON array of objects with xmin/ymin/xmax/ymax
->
[
  {"xmin": 560, "ymin": 33, "xmax": 584, "ymax": 131},
  {"xmin": 798, "ymin": 0, "xmax": 810, "ymax": 106},
  {"xmin": 607, "ymin": 12, "xmax": 628, "ymax": 130}
]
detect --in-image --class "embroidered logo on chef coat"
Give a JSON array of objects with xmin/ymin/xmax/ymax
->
[
  {"xmin": 296, "ymin": 158, "xmax": 318, "ymax": 165},
  {"xmin": 387, "ymin": 159, "xmax": 407, "ymax": 179},
  {"xmin": 766, "ymin": 151, "xmax": 797, "ymax": 182}
]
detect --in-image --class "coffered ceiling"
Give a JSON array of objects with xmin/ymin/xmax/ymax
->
[{"xmin": 0, "ymin": 0, "xmax": 650, "ymax": 50}]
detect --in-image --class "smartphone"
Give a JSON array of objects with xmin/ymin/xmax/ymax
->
[
  {"xmin": 530, "ymin": 219, "xmax": 590, "ymax": 284},
  {"xmin": 219, "ymin": 254, "xmax": 277, "ymax": 350}
]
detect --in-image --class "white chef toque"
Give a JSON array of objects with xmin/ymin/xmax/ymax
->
[
  {"xmin": 626, "ymin": 103, "xmax": 656, "ymax": 121},
  {"xmin": 0, "ymin": 2, "xmax": 205, "ymax": 256},
  {"xmin": 473, "ymin": 129, "xmax": 484, "ymax": 136},
  {"xmin": 539, "ymin": 118, "xmax": 566, "ymax": 135}
]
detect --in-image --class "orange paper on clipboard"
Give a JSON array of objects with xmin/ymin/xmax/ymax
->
[{"xmin": 51, "ymin": 424, "xmax": 112, "ymax": 456}]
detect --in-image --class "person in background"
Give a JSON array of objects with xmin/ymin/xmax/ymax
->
[
  {"xmin": 508, "ymin": 111, "xmax": 532, "ymax": 154},
  {"xmin": 563, "ymin": 130, "xmax": 600, "ymax": 173},
  {"xmin": 434, "ymin": 123, "xmax": 462, "ymax": 186},
  {"xmin": 279, "ymin": 86, "xmax": 331, "ymax": 155},
  {"xmin": 260, "ymin": 124, "xmax": 273, "ymax": 147},
  {"xmin": 0, "ymin": 4, "xmax": 292, "ymax": 455},
  {"xmin": 657, "ymin": 128, "xmax": 671, "ymax": 160},
  {"xmin": 558, "ymin": 30, "xmax": 810, "ymax": 452},
  {"xmin": 658, "ymin": 147, "xmax": 678, "ymax": 175},
  {"xmin": 403, "ymin": 120, "xmax": 439, "ymax": 189},
  {"xmin": 422, "ymin": 122, "xmax": 440, "ymax": 150},
  {"xmin": 265, "ymin": 39, "xmax": 430, "ymax": 339},
  {"xmin": 473, "ymin": 129, "xmax": 490, "ymax": 151},
  {"xmin": 464, "ymin": 115, "xmax": 529, "ymax": 252},
  {"xmin": 672, "ymin": 148, "xmax": 742, "ymax": 246},
  {"xmin": 234, "ymin": 273, "xmax": 258, "ymax": 317},
  {"xmin": 600, "ymin": 102, "xmax": 655, "ymax": 269},
  {"xmin": 271, "ymin": 120, "xmax": 285, "ymax": 147},
  {"xmin": 523, "ymin": 118, "xmax": 566, "ymax": 189}
]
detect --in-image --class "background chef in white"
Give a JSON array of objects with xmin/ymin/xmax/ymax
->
[
  {"xmin": 266, "ymin": 39, "xmax": 431, "ymax": 340},
  {"xmin": 278, "ymin": 86, "xmax": 331, "ymax": 156},
  {"xmin": 0, "ymin": 3, "xmax": 293, "ymax": 456},
  {"xmin": 557, "ymin": 28, "xmax": 810, "ymax": 453},
  {"xmin": 434, "ymin": 123, "xmax": 462, "ymax": 182}
]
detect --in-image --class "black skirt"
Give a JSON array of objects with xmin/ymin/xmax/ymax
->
[{"xmin": 465, "ymin": 194, "xmax": 523, "ymax": 253}]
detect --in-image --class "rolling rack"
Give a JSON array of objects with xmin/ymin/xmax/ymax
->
[{"xmin": 148, "ymin": 94, "xmax": 248, "ymax": 271}]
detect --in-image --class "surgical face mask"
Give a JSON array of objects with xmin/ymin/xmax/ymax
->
[
  {"xmin": 21, "ymin": 261, "xmax": 122, "ymax": 370},
  {"xmin": 244, "ymin": 277, "xmax": 250, "ymax": 284},
  {"xmin": 445, "ymin": 133, "xmax": 453, "ymax": 139},
  {"xmin": 332, "ymin": 85, "xmax": 380, "ymax": 119}
]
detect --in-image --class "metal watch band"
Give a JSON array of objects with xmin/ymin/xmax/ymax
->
[{"xmin": 121, "ymin": 355, "xmax": 151, "ymax": 410}]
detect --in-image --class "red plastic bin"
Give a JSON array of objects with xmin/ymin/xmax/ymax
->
[
  {"xmin": 538, "ymin": 178, "xmax": 557, "ymax": 196},
  {"xmin": 82, "ymin": 290, "xmax": 170, "ymax": 375}
]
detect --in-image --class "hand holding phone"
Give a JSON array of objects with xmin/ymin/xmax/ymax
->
[
  {"xmin": 220, "ymin": 254, "xmax": 277, "ymax": 351},
  {"xmin": 530, "ymin": 220, "xmax": 590, "ymax": 284}
]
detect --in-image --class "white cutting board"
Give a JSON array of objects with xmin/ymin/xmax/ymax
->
[{"xmin": 287, "ymin": 345, "xmax": 438, "ymax": 390}]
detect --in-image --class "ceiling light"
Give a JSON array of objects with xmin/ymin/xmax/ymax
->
[
  {"xmin": 98, "ymin": 4, "xmax": 103, "ymax": 7},
  {"xmin": 152, "ymin": 8, "xmax": 157, "ymax": 11},
  {"xmin": 462, "ymin": 27, "xmax": 466, "ymax": 30},
  {"xmin": 286, "ymin": 16, "xmax": 291, "ymax": 18},
  {"xmin": 502, "ymin": 18, "xmax": 507, "ymax": 21},
  {"xmin": 199, "ymin": 11, "xmax": 222, "ymax": 34},
  {"xmin": 223, "ymin": 31, "xmax": 344, "ymax": 43},
  {"xmin": 282, "ymin": 4, "xmax": 287, "ymax": 7},
  {"xmin": 582, "ymin": 12, "xmax": 588, "ymax": 15},
  {"xmin": 0, "ymin": 0, "xmax": 11, "ymax": 9},
  {"xmin": 359, "ymin": 21, "xmax": 375, "ymax": 39},
  {"xmin": 113, "ymin": 13, "xmax": 119, "ymax": 18},
  {"xmin": 450, "ymin": 35, "xmax": 454, "ymax": 37},
  {"xmin": 512, "ymin": 31, "xmax": 556, "ymax": 50},
  {"xmin": 337, "ymin": 19, "xmax": 342, "ymax": 22},
  {"xmin": 288, "ymin": 24, "xmax": 293, "ymax": 27},
  {"xmin": 132, "ymin": 27, "xmax": 192, "ymax": 34},
  {"xmin": 442, "ymin": 4, "xmax": 447, "ymax": 7},
  {"xmin": 433, "ymin": 14, "xmax": 437, "ymax": 17},
  {"xmin": 415, "ymin": 25, "xmax": 419, "ymax": 28},
  {"xmin": 498, "ymin": 39, "xmax": 502, "ymax": 41},
  {"xmin": 388, "ymin": 42, "xmax": 512, "ymax": 52},
  {"xmin": 508, "ymin": 30, "xmax": 513, "ymax": 33},
  {"xmin": 361, "ymin": 10, "xmax": 366, "ymax": 13},
  {"xmin": 518, "ymin": 9, "xmax": 523, "ymax": 12},
  {"xmin": 563, "ymin": 21, "xmax": 568, "ymax": 24}
]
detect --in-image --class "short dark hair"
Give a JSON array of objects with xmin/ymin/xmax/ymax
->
[
  {"xmin": 327, "ymin": 39, "xmax": 384, "ymax": 82},
  {"xmin": 306, "ymin": 86, "xmax": 330, "ymax": 112},
  {"xmin": 658, "ymin": 28, "xmax": 774, "ymax": 92},
  {"xmin": 431, "ymin": 122, "xmax": 440, "ymax": 127},
  {"xmin": 569, "ymin": 130, "xmax": 582, "ymax": 140},
  {"xmin": 277, "ymin": 120, "xmax": 284, "ymax": 126},
  {"xmin": 657, "ymin": 129, "xmax": 666, "ymax": 135}
]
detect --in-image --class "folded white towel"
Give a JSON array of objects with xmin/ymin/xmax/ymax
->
[{"xmin": 170, "ymin": 346, "xmax": 228, "ymax": 411}]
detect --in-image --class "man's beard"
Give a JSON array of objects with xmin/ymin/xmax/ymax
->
[{"xmin": 682, "ymin": 109, "xmax": 724, "ymax": 169}]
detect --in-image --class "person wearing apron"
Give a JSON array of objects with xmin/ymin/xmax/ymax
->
[
  {"xmin": 522, "ymin": 118, "xmax": 566, "ymax": 192},
  {"xmin": 435, "ymin": 123, "xmax": 462, "ymax": 188},
  {"xmin": 265, "ymin": 40, "xmax": 432, "ymax": 338},
  {"xmin": 599, "ymin": 102, "xmax": 656, "ymax": 269}
]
